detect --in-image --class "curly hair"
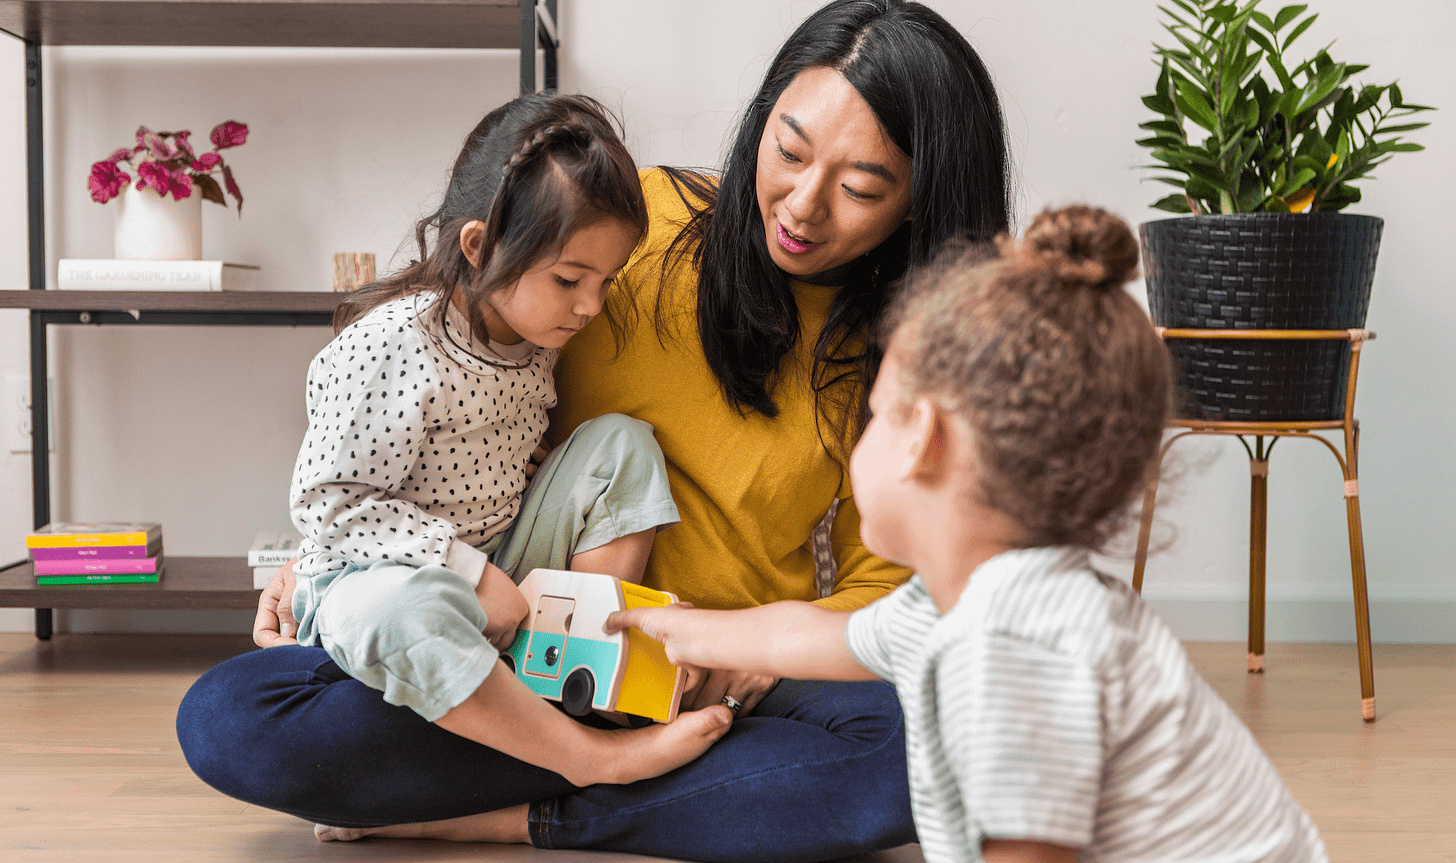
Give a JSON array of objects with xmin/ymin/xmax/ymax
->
[{"xmin": 884, "ymin": 205, "xmax": 1173, "ymax": 549}]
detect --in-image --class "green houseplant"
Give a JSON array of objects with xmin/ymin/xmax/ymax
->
[
  {"xmin": 1135, "ymin": 0, "xmax": 1432, "ymax": 422},
  {"xmin": 1139, "ymin": 0, "xmax": 1431, "ymax": 215}
]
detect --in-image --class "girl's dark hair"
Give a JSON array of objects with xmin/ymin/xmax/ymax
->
[
  {"xmin": 663, "ymin": 0, "xmax": 1010, "ymax": 450},
  {"xmin": 335, "ymin": 92, "xmax": 647, "ymax": 358},
  {"xmin": 884, "ymin": 205, "xmax": 1174, "ymax": 550}
]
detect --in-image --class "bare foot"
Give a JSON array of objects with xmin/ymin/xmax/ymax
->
[
  {"xmin": 315, "ymin": 823, "xmax": 375, "ymax": 842},
  {"xmin": 315, "ymin": 805, "xmax": 531, "ymax": 844},
  {"xmin": 571, "ymin": 704, "xmax": 733, "ymax": 786}
]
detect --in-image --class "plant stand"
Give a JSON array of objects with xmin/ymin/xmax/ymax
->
[{"xmin": 1132, "ymin": 328, "xmax": 1377, "ymax": 722}]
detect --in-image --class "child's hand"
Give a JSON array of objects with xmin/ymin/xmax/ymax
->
[
  {"xmin": 605, "ymin": 603, "xmax": 695, "ymax": 664},
  {"xmin": 253, "ymin": 558, "xmax": 302, "ymax": 648},
  {"xmin": 524, "ymin": 443, "xmax": 551, "ymax": 479},
  {"xmin": 475, "ymin": 563, "xmax": 529, "ymax": 652}
]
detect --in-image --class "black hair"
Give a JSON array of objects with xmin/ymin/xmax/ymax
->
[
  {"xmin": 664, "ymin": 0, "xmax": 1011, "ymax": 449},
  {"xmin": 335, "ymin": 92, "xmax": 647, "ymax": 364}
]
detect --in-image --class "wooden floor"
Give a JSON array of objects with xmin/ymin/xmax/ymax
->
[{"xmin": 1, "ymin": 634, "xmax": 1452, "ymax": 863}]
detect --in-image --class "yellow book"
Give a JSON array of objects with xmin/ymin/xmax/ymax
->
[{"xmin": 26, "ymin": 522, "xmax": 161, "ymax": 550}]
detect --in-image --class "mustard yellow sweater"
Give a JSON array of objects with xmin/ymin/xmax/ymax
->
[{"xmin": 553, "ymin": 168, "xmax": 910, "ymax": 612}]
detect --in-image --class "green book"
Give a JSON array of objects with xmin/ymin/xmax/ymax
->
[{"xmin": 36, "ymin": 572, "xmax": 161, "ymax": 586}]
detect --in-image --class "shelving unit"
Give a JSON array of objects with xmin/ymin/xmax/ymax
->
[{"xmin": 1, "ymin": 0, "xmax": 558, "ymax": 638}]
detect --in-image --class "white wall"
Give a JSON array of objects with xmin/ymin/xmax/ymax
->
[{"xmin": 2, "ymin": 0, "xmax": 1452, "ymax": 640}]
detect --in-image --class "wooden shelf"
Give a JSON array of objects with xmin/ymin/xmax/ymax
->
[
  {"xmin": 0, "ymin": 0, "xmax": 520, "ymax": 48},
  {"xmin": 0, "ymin": 556, "xmax": 260, "ymax": 610},
  {"xmin": 0, "ymin": 288, "xmax": 345, "ymax": 313}
]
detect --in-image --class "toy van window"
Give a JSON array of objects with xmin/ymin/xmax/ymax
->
[{"xmin": 524, "ymin": 595, "xmax": 575, "ymax": 680}]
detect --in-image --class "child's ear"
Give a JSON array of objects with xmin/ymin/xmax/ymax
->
[
  {"xmin": 898, "ymin": 397, "xmax": 946, "ymax": 481},
  {"xmin": 459, "ymin": 220, "xmax": 487, "ymax": 269}
]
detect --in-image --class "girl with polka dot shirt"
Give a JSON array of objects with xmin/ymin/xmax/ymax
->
[{"xmin": 282, "ymin": 93, "xmax": 733, "ymax": 796}]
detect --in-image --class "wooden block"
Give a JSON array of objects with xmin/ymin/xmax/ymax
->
[{"xmin": 332, "ymin": 252, "xmax": 375, "ymax": 292}]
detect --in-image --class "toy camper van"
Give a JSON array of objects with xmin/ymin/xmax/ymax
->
[{"xmin": 504, "ymin": 569, "xmax": 687, "ymax": 724}]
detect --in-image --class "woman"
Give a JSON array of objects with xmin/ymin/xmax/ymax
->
[{"xmin": 177, "ymin": 2, "xmax": 1010, "ymax": 860}]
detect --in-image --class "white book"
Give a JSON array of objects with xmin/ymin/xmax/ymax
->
[
  {"xmin": 253, "ymin": 564, "xmax": 282, "ymax": 590},
  {"xmin": 57, "ymin": 259, "xmax": 261, "ymax": 292},
  {"xmin": 247, "ymin": 530, "xmax": 304, "ymax": 567}
]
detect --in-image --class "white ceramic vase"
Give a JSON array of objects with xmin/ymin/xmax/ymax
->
[{"xmin": 113, "ymin": 184, "xmax": 203, "ymax": 260}]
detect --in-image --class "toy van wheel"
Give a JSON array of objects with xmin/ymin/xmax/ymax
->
[
  {"xmin": 499, "ymin": 654, "xmax": 516, "ymax": 675},
  {"xmin": 561, "ymin": 668, "xmax": 595, "ymax": 716},
  {"xmin": 625, "ymin": 713, "xmax": 653, "ymax": 728}
]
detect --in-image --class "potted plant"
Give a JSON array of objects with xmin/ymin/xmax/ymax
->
[
  {"xmin": 1137, "ymin": 0, "xmax": 1431, "ymax": 420},
  {"xmin": 88, "ymin": 121, "xmax": 248, "ymax": 260}
]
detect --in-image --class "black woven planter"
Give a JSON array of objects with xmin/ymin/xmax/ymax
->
[{"xmin": 1140, "ymin": 213, "xmax": 1383, "ymax": 422}]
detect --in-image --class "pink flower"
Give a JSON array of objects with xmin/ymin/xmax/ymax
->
[
  {"xmin": 210, "ymin": 120, "xmax": 248, "ymax": 149},
  {"xmin": 93, "ymin": 120, "xmax": 247, "ymax": 213},
  {"xmin": 87, "ymin": 159, "xmax": 131, "ymax": 203},
  {"xmin": 173, "ymin": 130, "xmax": 196, "ymax": 158},
  {"xmin": 135, "ymin": 161, "xmax": 193, "ymax": 200},
  {"xmin": 136, "ymin": 126, "xmax": 180, "ymax": 160}
]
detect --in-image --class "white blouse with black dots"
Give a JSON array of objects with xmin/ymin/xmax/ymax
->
[{"xmin": 289, "ymin": 293, "xmax": 556, "ymax": 587}]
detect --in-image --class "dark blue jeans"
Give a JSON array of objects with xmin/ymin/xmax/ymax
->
[{"xmin": 176, "ymin": 645, "xmax": 915, "ymax": 863}]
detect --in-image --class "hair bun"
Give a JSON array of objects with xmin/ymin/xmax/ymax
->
[{"xmin": 1017, "ymin": 205, "xmax": 1139, "ymax": 291}]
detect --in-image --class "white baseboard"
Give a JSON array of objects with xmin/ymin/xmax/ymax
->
[
  {"xmin": 1144, "ymin": 596, "xmax": 1456, "ymax": 643},
  {"xmin": 2, "ymin": 598, "xmax": 1453, "ymax": 643}
]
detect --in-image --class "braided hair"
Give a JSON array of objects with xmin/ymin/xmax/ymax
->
[{"xmin": 335, "ymin": 92, "xmax": 647, "ymax": 365}]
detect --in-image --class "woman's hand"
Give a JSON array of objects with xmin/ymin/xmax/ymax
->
[
  {"xmin": 682, "ymin": 667, "xmax": 777, "ymax": 717},
  {"xmin": 253, "ymin": 558, "xmax": 301, "ymax": 648}
]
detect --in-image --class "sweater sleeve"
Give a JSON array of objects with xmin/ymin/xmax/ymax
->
[
  {"xmin": 815, "ymin": 493, "xmax": 913, "ymax": 612},
  {"xmin": 289, "ymin": 320, "xmax": 488, "ymax": 586}
]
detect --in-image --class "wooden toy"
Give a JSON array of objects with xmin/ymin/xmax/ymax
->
[{"xmin": 504, "ymin": 568, "xmax": 686, "ymax": 724}]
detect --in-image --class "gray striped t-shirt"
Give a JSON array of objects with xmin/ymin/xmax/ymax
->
[{"xmin": 845, "ymin": 546, "xmax": 1327, "ymax": 863}]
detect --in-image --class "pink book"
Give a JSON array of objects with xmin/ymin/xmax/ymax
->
[
  {"xmin": 32, "ymin": 556, "xmax": 161, "ymax": 576},
  {"xmin": 29, "ymin": 545, "xmax": 152, "ymax": 560}
]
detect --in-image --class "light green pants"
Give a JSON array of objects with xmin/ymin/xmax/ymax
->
[{"xmin": 296, "ymin": 414, "xmax": 679, "ymax": 721}]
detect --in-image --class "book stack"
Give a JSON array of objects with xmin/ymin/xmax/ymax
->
[
  {"xmin": 249, "ymin": 530, "xmax": 304, "ymax": 589},
  {"xmin": 26, "ymin": 522, "xmax": 164, "ymax": 585}
]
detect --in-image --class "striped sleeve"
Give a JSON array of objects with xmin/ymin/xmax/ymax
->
[
  {"xmin": 942, "ymin": 632, "xmax": 1101, "ymax": 849},
  {"xmin": 844, "ymin": 579, "xmax": 927, "ymax": 684}
]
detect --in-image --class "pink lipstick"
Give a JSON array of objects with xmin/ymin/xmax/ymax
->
[{"xmin": 777, "ymin": 224, "xmax": 818, "ymax": 255}]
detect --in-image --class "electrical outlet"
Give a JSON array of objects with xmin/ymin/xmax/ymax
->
[{"xmin": 5, "ymin": 373, "xmax": 54, "ymax": 454}]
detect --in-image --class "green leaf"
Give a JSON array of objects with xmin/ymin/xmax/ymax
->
[
  {"xmin": 1295, "ymin": 62, "xmax": 1346, "ymax": 116},
  {"xmin": 1276, "ymin": 167, "xmax": 1317, "ymax": 196},
  {"xmin": 1250, "ymin": 11, "xmax": 1275, "ymax": 32},
  {"xmin": 1138, "ymin": 135, "xmax": 1183, "ymax": 149},
  {"xmin": 1143, "ymin": 93, "xmax": 1178, "ymax": 115},
  {"xmin": 1167, "ymin": 0, "xmax": 1201, "ymax": 18},
  {"xmin": 1207, "ymin": 3, "xmax": 1239, "ymax": 25},
  {"xmin": 1381, "ymin": 142, "xmax": 1425, "ymax": 153},
  {"xmin": 1158, "ymin": 3, "xmax": 1198, "ymax": 31},
  {"xmin": 1375, "ymin": 122, "xmax": 1431, "ymax": 135},
  {"xmin": 1152, "ymin": 194, "xmax": 1195, "ymax": 214},
  {"xmin": 1244, "ymin": 25, "xmax": 1277, "ymax": 59},
  {"xmin": 1282, "ymin": 12, "xmax": 1317, "ymax": 51},
  {"xmin": 1140, "ymin": 118, "xmax": 1185, "ymax": 134},
  {"xmin": 1273, "ymin": 4, "xmax": 1308, "ymax": 31},
  {"xmin": 1175, "ymin": 80, "xmax": 1221, "ymax": 132}
]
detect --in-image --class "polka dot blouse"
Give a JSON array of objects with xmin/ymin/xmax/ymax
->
[{"xmin": 289, "ymin": 294, "xmax": 557, "ymax": 583}]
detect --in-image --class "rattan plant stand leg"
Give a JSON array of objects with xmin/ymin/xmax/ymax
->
[{"xmin": 1132, "ymin": 329, "xmax": 1378, "ymax": 722}]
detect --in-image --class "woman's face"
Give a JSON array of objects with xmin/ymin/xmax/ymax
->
[{"xmin": 755, "ymin": 66, "xmax": 913, "ymax": 279}]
